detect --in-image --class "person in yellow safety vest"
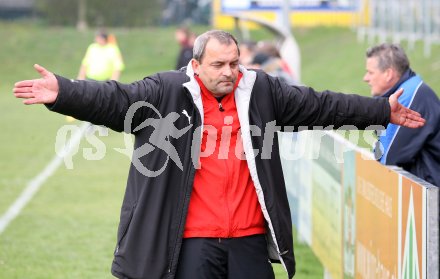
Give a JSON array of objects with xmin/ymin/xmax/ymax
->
[
  {"xmin": 67, "ymin": 31, "xmax": 125, "ymax": 122},
  {"xmin": 77, "ymin": 30, "xmax": 125, "ymax": 81}
]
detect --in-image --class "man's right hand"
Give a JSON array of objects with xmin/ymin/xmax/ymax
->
[{"xmin": 13, "ymin": 64, "xmax": 59, "ymax": 105}]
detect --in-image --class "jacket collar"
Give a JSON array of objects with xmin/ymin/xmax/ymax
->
[
  {"xmin": 182, "ymin": 62, "xmax": 257, "ymax": 138},
  {"xmin": 183, "ymin": 62, "xmax": 201, "ymax": 101},
  {"xmin": 381, "ymin": 68, "xmax": 416, "ymax": 98}
]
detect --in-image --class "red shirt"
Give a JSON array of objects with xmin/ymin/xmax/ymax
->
[{"xmin": 183, "ymin": 74, "xmax": 266, "ymax": 238}]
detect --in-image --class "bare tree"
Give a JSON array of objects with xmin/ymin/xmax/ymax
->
[{"xmin": 76, "ymin": 0, "xmax": 88, "ymax": 31}]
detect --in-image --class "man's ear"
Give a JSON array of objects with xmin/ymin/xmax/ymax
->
[
  {"xmin": 191, "ymin": 59, "xmax": 200, "ymax": 75},
  {"xmin": 385, "ymin": 67, "xmax": 395, "ymax": 83}
]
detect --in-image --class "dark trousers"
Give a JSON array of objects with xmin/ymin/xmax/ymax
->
[{"xmin": 175, "ymin": 234, "xmax": 275, "ymax": 279}]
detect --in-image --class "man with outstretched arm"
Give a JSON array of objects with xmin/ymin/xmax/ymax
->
[{"xmin": 14, "ymin": 30, "xmax": 424, "ymax": 279}]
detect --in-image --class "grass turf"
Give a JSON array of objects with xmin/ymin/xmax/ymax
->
[{"xmin": 1, "ymin": 21, "xmax": 438, "ymax": 278}]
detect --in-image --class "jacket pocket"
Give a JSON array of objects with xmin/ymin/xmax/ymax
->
[{"xmin": 115, "ymin": 203, "xmax": 137, "ymax": 254}]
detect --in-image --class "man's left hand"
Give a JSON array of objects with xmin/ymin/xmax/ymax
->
[{"xmin": 389, "ymin": 88, "xmax": 425, "ymax": 128}]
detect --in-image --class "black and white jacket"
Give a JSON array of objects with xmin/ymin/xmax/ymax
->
[{"xmin": 49, "ymin": 64, "xmax": 391, "ymax": 279}]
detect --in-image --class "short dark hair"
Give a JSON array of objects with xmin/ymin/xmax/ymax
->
[
  {"xmin": 193, "ymin": 30, "xmax": 240, "ymax": 62},
  {"xmin": 366, "ymin": 43, "xmax": 410, "ymax": 76},
  {"xmin": 96, "ymin": 29, "xmax": 108, "ymax": 41}
]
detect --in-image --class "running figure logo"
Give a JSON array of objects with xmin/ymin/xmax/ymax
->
[{"xmin": 115, "ymin": 101, "xmax": 193, "ymax": 177}]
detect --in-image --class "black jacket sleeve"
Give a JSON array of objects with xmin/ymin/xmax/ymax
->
[
  {"xmin": 269, "ymin": 76, "xmax": 391, "ymax": 129},
  {"xmin": 46, "ymin": 75, "xmax": 162, "ymax": 133}
]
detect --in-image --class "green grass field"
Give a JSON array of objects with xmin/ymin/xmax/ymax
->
[{"xmin": 0, "ymin": 21, "xmax": 438, "ymax": 278}]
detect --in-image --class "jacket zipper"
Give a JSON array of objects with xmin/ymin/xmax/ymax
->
[
  {"xmin": 244, "ymin": 92, "xmax": 287, "ymax": 271},
  {"xmin": 224, "ymin": 159, "xmax": 231, "ymax": 237},
  {"xmin": 168, "ymin": 91, "xmax": 201, "ymax": 274},
  {"xmin": 216, "ymin": 97, "xmax": 232, "ymax": 237},
  {"xmin": 114, "ymin": 203, "xmax": 137, "ymax": 255},
  {"xmin": 168, "ymin": 165, "xmax": 196, "ymax": 273},
  {"xmin": 218, "ymin": 105, "xmax": 232, "ymax": 237}
]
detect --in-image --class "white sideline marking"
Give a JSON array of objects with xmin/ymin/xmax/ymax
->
[{"xmin": 0, "ymin": 122, "xmax": 91, "ymax": 235}]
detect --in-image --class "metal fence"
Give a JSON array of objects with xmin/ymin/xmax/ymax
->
[{"xmin": 356, "ymin": 0, "xmax": 440, "ymax": 57}]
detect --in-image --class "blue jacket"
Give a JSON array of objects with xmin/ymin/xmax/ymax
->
[{"xmin": 378, "ymin": 69, "xmax": 440, "ymax": 186}]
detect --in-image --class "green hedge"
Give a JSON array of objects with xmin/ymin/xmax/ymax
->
[{"xmin": 35, "ymin": 0, "xmax": 162, "ymax": 27}]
